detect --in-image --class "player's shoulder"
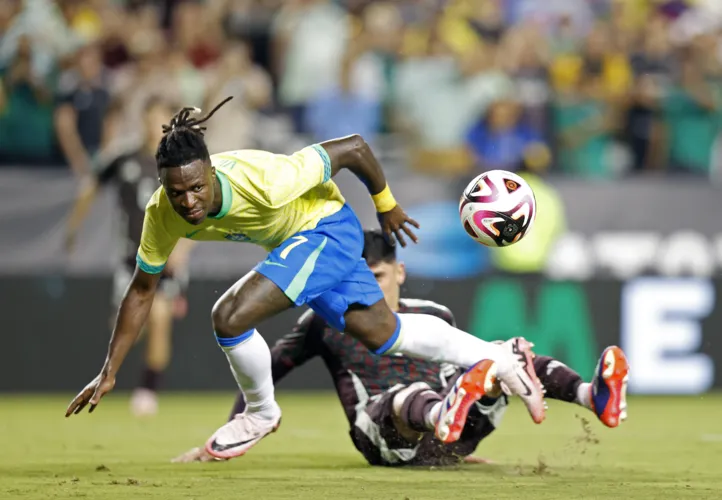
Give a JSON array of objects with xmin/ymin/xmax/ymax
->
[
  {"xmin": 212, "ymin": 149, "xmax": 270, "ymax": 165},
  {"xmin": 211, "ymin": 149, "xmax": 279, "ymax": 180},
  {"xmin": 399, "ymin": 298, "xmax": 456, "ymax": 326},
  {"xmin": 143, "ymin": 186, "xmax": 182, "ymax": 227},
  {"xmin": 144, "ymin": 184, "xmax": 166, "ymax": 211}
]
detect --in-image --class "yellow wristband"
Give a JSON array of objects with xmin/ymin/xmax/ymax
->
[{"xmin": 371, "ymin": 184, "xmax": 397, "ymax": 213}]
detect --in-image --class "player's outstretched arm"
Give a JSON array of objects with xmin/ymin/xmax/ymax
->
[
  {"xmin": 65, "ymin": 268, "xmax": 160, "ymax": 417},
  {"xmin": 320, "ymin": 135, "xmax": 419, "ymax": 247}
]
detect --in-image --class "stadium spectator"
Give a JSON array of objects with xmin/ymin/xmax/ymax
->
[
  {"xmin": 553, "ymin": 67, "xmax": 616, "ymax": 179},
  {"xmin": 271, "ymin": 0, "xmax": 350, "ymax": 133},
  {"xmin": 173, "ymin": 1, "xmax": 222, "ymax": 69},
  {"xmin": 625, "ymin": 14, "xmax": 674, "ymax": 172},
  {"xmin": 662, "ymin": 44, "xmax": 722, "ymax": 175},
  {"xmin": 0, "ymin": 0, "xmax": 718, "ymax": 181},
  {"xmin": 304, "ymin": 1, "xmax": 402, "ymax": 144},
  {"xmin": 54, "ymin": 43, "xmax": 111, "ymax": 178},
  {"xmin": 203, "ymin": 41, "xmax": 273, "ymax": 152},
  {"xmin": 0, "ymin": 34, "xmax": 56, "ymax": 164},
  {"xmin": 498, "ymin": 25, "xmax": 552, "ymax": 142},
  {"xmin": 466, "ymin": 96, "xmax": 544, "ymax": 173},
  {"xmin": 393, "ymin": 16, "xmax": 510, "ymax": 176}
]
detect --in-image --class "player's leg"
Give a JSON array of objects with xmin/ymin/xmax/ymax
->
[
  {"xmin": 130, "ymin": 294, "xmax": 173, "ymax": 416},
  {"xmin": 351, "ymin": 383, "xmax": 442, "ymax": 466},
  {"xmin": 212, "ymin": 271, "xmax": 290, "ymax": 415},
  {"xmin": 531, "ymin": 345, "xmax": 629, "ymax": 428},
  {"xmin": 387, "ymin": 379, "xmax": 505, "ymax": 466},
  {"xmin": 337, "ymin": 294, "xmax": 545, "ymax": 425},
  {"xmin": 205, "ymin": 271, "xmax": 290, "ymax": 458},
  {"xmin": 206, "ymin": 216, "xmax": 364, "ymax": 459}
]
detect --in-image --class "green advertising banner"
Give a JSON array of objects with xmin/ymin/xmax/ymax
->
[{"xmin": 468, "ymin": 279, "xmax": 597, "ymax": 380}]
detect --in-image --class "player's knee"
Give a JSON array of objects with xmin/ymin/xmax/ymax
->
[
  {"xmin": 392, "ymin": 382, "xmax": 438, "ymax": 434},
  {"xmin": 211, "ymin": 296, "xmax": 249, "ymax": 337},
  {"xmin": 211, "ymin": 299, "xmax": 230, "ymax": 336},
  {"xmin": 391, "ymin": 382, "xmax": 432, "ymax": 416},
  {"xmin": 344, "ymin": 303, "xmax": 397, "ymax": 351}
]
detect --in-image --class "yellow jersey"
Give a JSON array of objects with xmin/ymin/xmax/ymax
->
[{"xmin": 136, "ymin": 145, "xmax": 345, "ymax": 273}]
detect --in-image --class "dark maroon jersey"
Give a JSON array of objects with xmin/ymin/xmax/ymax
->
[
  {"xmin": 270, "ymin": 298, "xmax": 460, "ymax": 426},
  {"xmin": 96, "ymin": 148, "xmax": 159, "ymax": 268}
]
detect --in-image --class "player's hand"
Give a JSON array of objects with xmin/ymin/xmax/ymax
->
[
  {"xmin": 65, "ymin": 372, "xmax": 116, "ymax": 417},
  {"xmin": 378, "ymin": 205, "xmax": 419, "ymax": 247}
]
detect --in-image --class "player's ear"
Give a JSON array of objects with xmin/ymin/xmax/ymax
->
[{"xmin": 396, "ymin": 261, "xmax": 406, "ymax": 286}]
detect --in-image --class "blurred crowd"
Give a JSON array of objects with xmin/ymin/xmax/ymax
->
[{"xmin": 2, "ymin": 0, "xmax": 722, "ymax": 180}]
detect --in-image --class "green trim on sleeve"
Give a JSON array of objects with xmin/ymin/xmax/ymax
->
[
  {"xmin": 136, "ymin": 253, "xmax": 166, "ymax": 274},
  {"xmin": 311, "ymin": 144, "xmax": 332, "ymax": 183}
]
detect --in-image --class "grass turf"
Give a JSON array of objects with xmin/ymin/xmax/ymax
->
[{"xmin": 1, "ymin": 392, "xmax": 721, "ymax": 499}]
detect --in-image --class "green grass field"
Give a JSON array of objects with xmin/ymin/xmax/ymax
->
[{"xmin": 1, "ymin": 393, "xmax": 721, "ymax": 499}]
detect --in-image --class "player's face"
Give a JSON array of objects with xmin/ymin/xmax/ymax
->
[
  {"xmin": 160, "ymin": 161, "xmax": 216, "ymax": 225},
  {"xmin": 369, "ymin": 260, "xmax": 405, "ymax": 310}
]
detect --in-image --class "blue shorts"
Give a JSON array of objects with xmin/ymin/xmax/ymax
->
[{"xmin": 254, "ymin": 204, "xmax": 384, "ymax": 331}]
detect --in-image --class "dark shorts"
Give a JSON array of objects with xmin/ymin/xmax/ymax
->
[{"xmin": 350, "ymin": 379, "xmax": 509, "ymax": 467}]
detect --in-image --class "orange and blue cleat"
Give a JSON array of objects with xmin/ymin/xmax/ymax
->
[
  {"xmin": 435, "ymin": 359, "xmax": 498, "ymax": 444},
  {"xmin": 590, "ymin": 346, "xmax": 629, "ymax": 428}
]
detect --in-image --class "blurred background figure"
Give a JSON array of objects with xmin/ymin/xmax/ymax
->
[
  {"xmin": 55, "ymin": 43, "xmax": 111, "ymax": 180},
  {"xmin": 203, "ymin": 40, "xmax": 272, "ymax": 152},
  {"xmin": 272, "ymin": 0, "xmax": 350, "ymax": 133}
]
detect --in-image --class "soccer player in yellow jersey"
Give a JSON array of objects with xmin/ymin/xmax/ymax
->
[{"xmin": 65, "ymin": 97, "xmax": 546, "ymax": 459}]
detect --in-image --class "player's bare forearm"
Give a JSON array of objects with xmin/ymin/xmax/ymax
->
[
  {"xmin": 320, "ymin": 135, "xmax": 419, "ymax": 246},
  {"xmin": 102, "ymin": 269, "xmax": 160, "ymax": 376},
  {"xmin": 320, "ymin": 135, "xmax": 387, "ymax": 195}
]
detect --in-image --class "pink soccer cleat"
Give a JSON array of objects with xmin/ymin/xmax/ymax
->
[
  {"xmin": 205, "ymin": 410, "xmax": 282, "ymax": 460},
  {"xmin": 498, "ymin": 337, "xmax": 546, "ymax": 424}
]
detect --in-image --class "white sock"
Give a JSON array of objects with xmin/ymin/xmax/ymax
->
[
  {"xmin": 575, "ymin": 382, "xmax": 592, "ymax": 410},
  {"xmin": 387, "ymin": 313, "xmax": 511, "ymax": 374},
  {"xmin": 424, "ymin": 402, "xmax": 442, "ymax": 430},
  {"xmin": 217, "ymin": 329, "xmax": 279, "ymax": 420}
]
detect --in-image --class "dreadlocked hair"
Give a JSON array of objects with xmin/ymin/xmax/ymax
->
[{"xmin": 156, "ymin": 96, "xmax": 233, "ymax": 169}]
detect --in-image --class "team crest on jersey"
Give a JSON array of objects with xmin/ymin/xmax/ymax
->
[{"xmin": 224, "ymin": 232, "xmax": 251, "ymax": 242}]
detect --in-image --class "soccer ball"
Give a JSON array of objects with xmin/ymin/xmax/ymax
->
[{"xmin": 458, "ymin": 170, "xmax": 536, "ymax": 247}]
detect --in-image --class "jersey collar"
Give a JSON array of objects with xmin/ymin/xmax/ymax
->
[{"xmin": 208, "ymin": 171, "xmax": 232, "ymax": 219}]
